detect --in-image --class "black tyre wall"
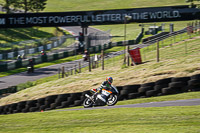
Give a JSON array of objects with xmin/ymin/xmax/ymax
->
[
  {"xmin": 155, "ymin": 78, "xmax": 172, "ymax": 85},
  {"xmin": 171, "ymin": 77, "xmax": 190, "ymax": 82}
]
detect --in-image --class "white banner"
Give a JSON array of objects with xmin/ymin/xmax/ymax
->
[
  {"xmin": 38, "ymin": 46, "xmax": 44, "ymax": 52},
  {"xmin": 18, "ymin": 50, "xmax": 25, "ymax": 56},
  {"xmin": 54, "ymin": 41, "xmax": 58, "ymax": 47},
  {"xmin": 59, "ymin": 38, "xmax": 62, "ymax": 44},
  {"xmin": 47, "ymin": 44, "xmax": 52, "ymax": 50},
  {"xmin": 7, "ymin": 52, "xmax": 14, "ymax": 59},
  {"xmin": 29, "ymin": 48, "xmax": 35, "ymax": 54}
]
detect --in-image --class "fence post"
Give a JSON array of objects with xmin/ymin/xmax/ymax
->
[
  {"xmin": 101, "ymin": 49, "xmax": 104, "ymax": 70},
  {"xmin": 199, "ymin": 21, "xmax": 200, "ymax": 35},
  {"xmin": 71, "ymin": 68, "xmax": 73, "ymax": 75},
  {"xmin": 88, "ymin": 52, "xmax": 91, "ymax": 72},
  {"xmin": 127, "ymin": 45, "xmax": 130, "ymax": 66},
  {"xmin": 91, "ymin": 56, "xmax": 94, "ymax": 69},
  {"xmin": 174, "ymin": 34, "xmax": 176, "ymax": 43},
  {"xmin": 143, "ymin": 48, "xmax": 146, "ymax": 62},
  {"xmin": 62, "ymin": 66, "xmax": 65, "ymax": 78},
  {"xmin": 79, "ymin": 61, "xmax": 81, "ymax": 73},
  {"xmin": 170, "ymin": 35, "xmax": 173, "ymax": 46},
  {"xmin": 157, "ymin": 41, "xmax": 159, "ymax": 62}
]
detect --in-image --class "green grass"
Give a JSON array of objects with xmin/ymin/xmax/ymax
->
[
  {"xmin": 0, "ymin": 27, "xmax": 65, "ymax": 44},
  {"xmin": 93, "ymin": 20, "xmax": 194, "ymax": 42},
  {"xmin": 43, "ymin": 0, "xmax": 189, "ymax": 12},
  {"xmin": 118, "ymin": 91, "xmax": 200, "ymax": 105},
  {"xmin": 1, "ymin": 91, "xmax": 200, "ymax": 133},
  {"xmin": 0, "ymin": 101, "xmax": 200, "ymax": 132}
]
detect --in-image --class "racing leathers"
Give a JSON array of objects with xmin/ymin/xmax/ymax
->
[
  {"xmin": 91, "ymin": 81, "xmax": 112, "ymax": 93},
  {"xmin": 91, "ymin": 81, "xmax": 112, "ymax": 105}
]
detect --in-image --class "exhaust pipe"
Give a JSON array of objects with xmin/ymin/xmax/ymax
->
[
  {"xmin": 85, "ymin": 94, "xmax": 90, "ymax": 98},
  {"xmin": 85, "ymin": 94, "xmax": 95, "ymax": 103}
]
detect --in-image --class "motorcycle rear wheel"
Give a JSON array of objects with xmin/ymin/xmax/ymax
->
[
  {"xmin": 107, "ymin": 94, "xmax": 118, "ymax": 106},
  {"xmin": 83, "ymin": 97, "xmax": 93, "ymax": 108}
]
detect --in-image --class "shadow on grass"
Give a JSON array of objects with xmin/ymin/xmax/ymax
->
[{"xmin": 0, "ymin": 28, "xmax": 54, "ymax": 44}]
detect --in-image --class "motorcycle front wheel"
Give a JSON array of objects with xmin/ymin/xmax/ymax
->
[
  {"xmin": 107, "ymin": 94, "xmax": 118, "ymax": 106},
  {"xmin": 83, "ymin": 97, "xmax": 93, "ymax": 108}
]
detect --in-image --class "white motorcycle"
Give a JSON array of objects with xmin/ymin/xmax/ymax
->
[{"xmin": 83, "ymin": 86, "xmax": 119, "ymax": 108}]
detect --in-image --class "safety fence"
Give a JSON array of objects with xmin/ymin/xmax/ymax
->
[
  {"xmin": 142, "ymin": 21, "xmax": 200, "ymax": 46},
  {"xmin": 139, "ymin": 26, "xmax": 200, "ymax": 63},
  {"xmin": 0, "ymin": 73, "xmax": 199, "ymax": 115}
]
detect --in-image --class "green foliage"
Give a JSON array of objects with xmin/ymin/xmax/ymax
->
[
  {"xmin": 0, "ymin": 105, "xmax": 200, "ymax": 132},
  {"xmin": 121, "ymin": 63, "xmax": 128, "ymax": 69},
  {"xmin": 28, "ymin": 0, "xmax": 47, "ymax": 12},
  {"xmin": 1, "ymin": 0, "xmax": 47, "ymax": 13},
  {"xmin": 17, "ymin": 81, "xmax": 35, "ymax": 91}
]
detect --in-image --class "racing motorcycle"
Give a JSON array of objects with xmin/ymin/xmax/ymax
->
[{"xmin": 83, "ymin": 85, "xmax": 119, "ymax": 108}]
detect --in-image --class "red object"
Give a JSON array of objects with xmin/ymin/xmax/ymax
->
[{"xmin": 128, "ymin": 48, "xmax": 142, "ymax": 64}]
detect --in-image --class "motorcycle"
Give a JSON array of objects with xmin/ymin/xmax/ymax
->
[
  {"xmin": 83, "ymin": 85, "xmax": 119, "ymax": 108},
  {"xmin": 27, "ymin": 66, "xmax": 34, "ymax": 73},
  {"xmin": 82, "ymin": 54, "xmax": 88, "ymax": 61}
]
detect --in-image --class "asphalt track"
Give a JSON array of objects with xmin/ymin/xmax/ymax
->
[
  {"xmin": 0, "ymin": 26, "xmax": 108, "ymax": 89},
  {"xmin": 0, "ymin": 50, "xmax": 124, "ymax": 89},
  {"xmin": 57, "ymin": 99, "xmax": 200, "ymax": 111}
]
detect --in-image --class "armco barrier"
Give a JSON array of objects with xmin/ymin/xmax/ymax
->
[
  {"xmin": 0, "ymin": 36, "xmax": 66, "ymax": 60},
  {"xmin": 0, "ymin": 74, "xmax": 200, "ymax": 115}
]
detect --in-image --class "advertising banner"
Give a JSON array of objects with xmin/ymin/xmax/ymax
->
[
  {"xmin": 0, "ymin": 5, "xmax": 199, "ymax": 28},
  {"xmin": 129, "ymin": 48, "xmax": 142, "ymax": 64}
]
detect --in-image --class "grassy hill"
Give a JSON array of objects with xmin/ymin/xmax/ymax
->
[
  {"xmin": 0, "ymin": 0, "xmax": 199, "ymax": 104},
  {"xmin": 0, "ymin": 27, "xmax": 63, "ymax": 44},
  {"xmin": 0, "ymin": 35, "xmax": 199, "ymax": 106}
]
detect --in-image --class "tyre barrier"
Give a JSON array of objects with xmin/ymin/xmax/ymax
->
[{"xmin": 1, "ymin": 74, "xmax": 200, "ymax": 115}]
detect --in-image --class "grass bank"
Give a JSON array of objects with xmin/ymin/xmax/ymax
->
[
  {"xmin": 93, "ymin": 20, "xmax": 194, "ymax": 42},
  {"xmin": 0, "ymin": 27, "xmax": 65, "ymax": 44},
  {"xmin": 0, "ymin": 35, "xmax": 199, "ymax": 106},
  {"xmin": 0, "ymin": 104, "xmax": 199, "ymax": 133}
]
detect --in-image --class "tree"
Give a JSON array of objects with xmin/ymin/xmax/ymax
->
[
  {"xmin": 186, "ymin": 0, "xmax": 200, "ymax": 8},
  {"xmin": 2, "ymin": 0, "xmax": 48, "ymax": 13},
  {"xmin": 1, "ymin": 0, "xmax": 16, "ymax": 14},
  {"xmin": 29, "ymin": 0, "xmax": 48, "ymax": 13},
  {"xmin": 16, "ymin": 0, "xmax": 47, "ymax": 13}
]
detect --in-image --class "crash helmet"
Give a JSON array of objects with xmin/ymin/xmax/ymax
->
[{"xmin": 106, "ymin": 76, "xmax": 113, "ymax": 84}]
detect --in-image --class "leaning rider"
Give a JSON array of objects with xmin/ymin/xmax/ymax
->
[{"xmin": 91, "ymin": 76, "xmax": 113, "ymax": 105}]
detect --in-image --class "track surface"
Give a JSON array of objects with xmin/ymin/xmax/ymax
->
[
  {"xmin": 0, "ymin": 26, "xmax": 109, "ymax": 89},
  {"xmin": 57, "ymin": 99, "xmax": 200, "ymax": 111},
  {"xmin": 0, "ymin": 50, "xmax": 124, "ymax": 89}
]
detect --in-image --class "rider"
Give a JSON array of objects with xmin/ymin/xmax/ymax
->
[{"xmin": 91, "ymin": 76, "xmax": 113, "ymax": 105}]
